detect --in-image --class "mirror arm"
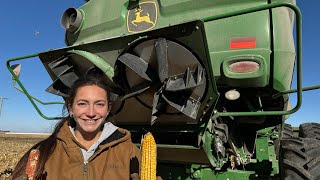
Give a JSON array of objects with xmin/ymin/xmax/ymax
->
[{"xmin": 6, "ymin": 53, "xmax": 64, "ymax": 120}]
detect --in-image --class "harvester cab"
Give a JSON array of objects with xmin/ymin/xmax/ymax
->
[{"xmin": 7, "ymin": 0, "xmax": 320, "ymax": 179}]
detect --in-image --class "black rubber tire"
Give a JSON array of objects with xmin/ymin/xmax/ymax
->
[
  {"xmin": 275, "ymin": 123, "xmax": 294, "ymax": 159},
  {"xmin": 283, "ymin": 124, "xmax": 294, "ymax": 138},
  {"xmin": 299, "ymin": 123, "xmax": 320, "ymax": 140},
  {"xmin": 279, "ymin": 137, "xmax": 320, "ymax": 180}
]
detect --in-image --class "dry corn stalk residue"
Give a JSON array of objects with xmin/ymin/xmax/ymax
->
[{"xmin": 0, "ymin": 133, "xmax": 47, "ymax": 179}]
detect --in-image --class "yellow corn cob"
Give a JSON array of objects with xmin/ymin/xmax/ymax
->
[{"xmin": 140, "ymin": 132, "xmax": 157, "ymax": 180}]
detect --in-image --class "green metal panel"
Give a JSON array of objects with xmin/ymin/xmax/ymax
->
[
  {"xmin": 271, "ymin": 0, "xmax": 296, "ymax": 92},
  {"xmin": 255, "ymin": 127, "xmax": 279, "ymax": 176},
  {"xmin": 203, "ymin": 1, "xmax": 270, "ymax": 83},
  {"xmin": 67, "ymin": 0, "xmax": 269, "ymax": 45}
]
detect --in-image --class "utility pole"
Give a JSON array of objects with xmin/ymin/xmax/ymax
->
[{"xmin": 0, "ymin": 96, "xmax": 8, "ymax": 118}]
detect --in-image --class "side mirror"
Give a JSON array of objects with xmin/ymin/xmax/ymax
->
[{"xmin": 10, "ymin": 64, "xmax": 21, "ymax": 85}]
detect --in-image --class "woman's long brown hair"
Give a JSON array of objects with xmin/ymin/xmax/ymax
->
[{"xmin": 12, "ymin": 119, "xmax": 67, "ymax": 179}]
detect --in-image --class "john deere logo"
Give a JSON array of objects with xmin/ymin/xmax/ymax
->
[{"xmin": 127, "ymin": 1, "xmax": 157, "ymax": 33}]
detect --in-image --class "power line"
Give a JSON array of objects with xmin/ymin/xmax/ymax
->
[{"xmin": 0, "ymin": 96, "xmax": 8, "ymax": 118}]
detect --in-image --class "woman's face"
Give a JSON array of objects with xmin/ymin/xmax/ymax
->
[{"xmin": 68, "ymin": 85, "xmax": 110, "ymax": 135}]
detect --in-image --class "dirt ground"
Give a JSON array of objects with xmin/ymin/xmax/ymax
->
[{"xmin": 0, "ymin": 133, "xmax": 48, "ymax": 179}]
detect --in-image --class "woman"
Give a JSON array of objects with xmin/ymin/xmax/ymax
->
[{"xmin": 12, "ymin": 74, "xmax": 141, "ymax": 180}]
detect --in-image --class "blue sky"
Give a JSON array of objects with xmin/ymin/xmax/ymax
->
[
  {"xmin": 0, "ymin": 1, "xmax": 319, "ymax": 133},
  {"xmin": 0, "ymin": 1, "xmax": 83, "ymax": 132}
]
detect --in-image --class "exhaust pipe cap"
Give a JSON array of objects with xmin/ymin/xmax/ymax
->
[{"xmin": 61, "ymin": 8, "xmax": 83, "ymax": 33}]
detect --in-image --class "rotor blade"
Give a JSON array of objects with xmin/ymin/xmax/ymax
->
[
  {"xmin": 151, "ymin": 90, "xmax": 166, "ymax": 125},
  {"xmin": 165, "ymin": 67, "xmax": 205, "ymax": 91},
  {"xmin": 120, "ymin": 82, "xmax": 151, "ymax": 101},
  {"xmin": 155, "ymin": 38, "xmax": 168, "ymax": 83},
  {"xmin": 57, "ymin": 66, "xmax": 79, "ymax": 88},
  {"xmin": 162, "ymin": 92, "xmax": 200, "ymax": 119},
  {"xmin": 47, "ymin": 55, "xmax": 79, "ymax": 89},
  {"xmin": 151, "ymin": 91, "xmax": 160, "ymax": 126},
  {"xmin": 195, "ymin": 64, "xmax": 205, "ymax": 85},
  {"xmin": 117, "ymin": 53, "xmax": 154, "ymax": 82},
  {"xmin": 46, "ymin": 79, "xmax": 70, "ymax": 97},
  {"xmin": 47, "ymin": 56, "xmax": 70, "ymax": 76}
]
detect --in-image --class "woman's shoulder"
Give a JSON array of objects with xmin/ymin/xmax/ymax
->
[
  {"xmin": 104, "ymin": 129, "xmax": 126, "ymax": 144},
  {"xmin": 100, "ymin": 128, "xmax": 138, "ymax": 150}
]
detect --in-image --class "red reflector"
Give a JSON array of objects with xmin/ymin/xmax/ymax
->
[
  {"xmin": 229, "ymin": 61, "xmax": 259, "ymax": 73},
  {"xmin": 230, "ymin": 37, "xmax": 256, "ymax": 49}
]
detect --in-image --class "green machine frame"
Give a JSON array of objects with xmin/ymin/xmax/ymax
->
[
  {"xmin": 7, "ymin": 3, "xmax": 305, "ymax": 120},
  {"xmin": 6, "ymin": 2, "xmax": 320, "ymax": 179}
]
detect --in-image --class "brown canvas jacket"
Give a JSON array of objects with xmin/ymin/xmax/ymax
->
[{"xmin": 42, "ymin": 122, "xmax": 141, "ymax": 180}]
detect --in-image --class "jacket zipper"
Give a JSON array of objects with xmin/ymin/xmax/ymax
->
[{"xmin": 83, "ymin": 161, "xmax": 88, "ymax": 180}]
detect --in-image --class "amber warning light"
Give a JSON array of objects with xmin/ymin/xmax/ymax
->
[{"xmin": 230, "ymin": 37, "xmax": 256, "ymax": 49}]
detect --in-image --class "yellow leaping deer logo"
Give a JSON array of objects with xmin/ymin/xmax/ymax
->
[
  {"xmin": 127, "ymin": 1, "xmax": 158, "ymax": 32},
  {"xmin": 131, "ymin": 7, "xmax": 155, "ymax": 27}
]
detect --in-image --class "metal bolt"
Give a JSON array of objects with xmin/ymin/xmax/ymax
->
[{"xmin": 192, "ymin": 170, "xmax": 201, "ymax": 178}]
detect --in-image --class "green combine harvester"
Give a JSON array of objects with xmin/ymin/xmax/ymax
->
[{"xmin": 7, "ymin": 0, "xmax": 320, "ymax": 179}]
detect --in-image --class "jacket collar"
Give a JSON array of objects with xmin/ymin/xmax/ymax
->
[{"xmin": 56, "ymin": 121, "xmax": 132, "ymax": 154}]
